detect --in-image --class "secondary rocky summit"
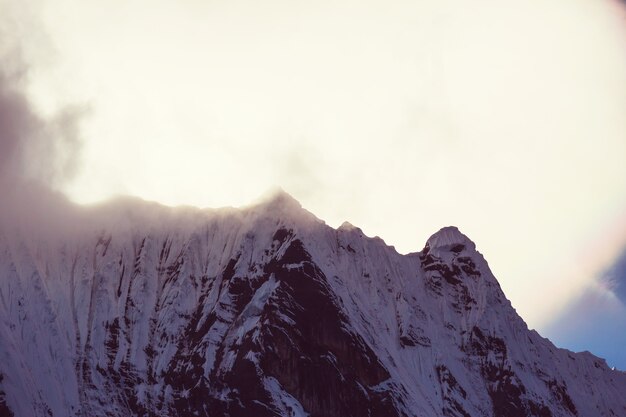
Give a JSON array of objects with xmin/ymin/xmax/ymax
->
[{"xmin": 0, "ymin": 191, "xmax": 624, "ymax": 417}]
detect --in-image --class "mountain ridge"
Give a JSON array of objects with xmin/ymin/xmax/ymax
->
[{"xmin": 0, "ymin": 192, "xmax": 624, "ymax": 417}]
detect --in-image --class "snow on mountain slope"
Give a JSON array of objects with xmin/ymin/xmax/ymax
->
[{"xmin": 0, "ymin": 190, "xmax": 624, "ymax": 417}]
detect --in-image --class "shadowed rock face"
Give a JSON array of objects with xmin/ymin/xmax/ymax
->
[
  {"xmin": 264, "ymin": 240, "xmax": 396, "ymax": 416},
  {"xmin": 150, "ymin": 236, "xmax": 398, "ymax": 417},
  {"xmin": 0, "ymin": 374, "xmax": 13, "ymax": 417},
  {"xmin": 0, "ymin": 199, "xmax": 625, "ymax": 417}
]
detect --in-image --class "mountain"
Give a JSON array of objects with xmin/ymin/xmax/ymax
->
[{"xmin": 0, "ymin": 191, "xmax": 624, "ymax": 417}]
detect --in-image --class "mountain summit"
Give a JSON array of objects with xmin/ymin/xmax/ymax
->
[
  {"xmin": 426, "ymin": 226, "xmax": 476, "ymax": 251},
  {"xmin": 0, "ymin": 193, "xmax": 624, "ymax": 417}
]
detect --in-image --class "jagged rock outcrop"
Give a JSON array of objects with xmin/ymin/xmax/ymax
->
[{"xmin": 0, "ymin": 191, "xmax": 624, "ymax": 416}]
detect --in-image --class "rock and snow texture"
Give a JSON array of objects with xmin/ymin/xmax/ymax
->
[
  {"xmin": 0, "ymin": 191, "xmax": 624, "ymax": 417},
  {"xmin": 425, "ymin": 226, "xmax": 476, "ymax": 252}
]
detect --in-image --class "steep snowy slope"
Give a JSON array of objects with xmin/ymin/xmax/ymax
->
[{"xmin": 0, "ymin": 191, "xmax": 624, "ymax": 417}]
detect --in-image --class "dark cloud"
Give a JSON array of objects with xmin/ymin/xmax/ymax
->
[
  {"xmin": 603, "ymin": 247, "xmax": 626, "ymax": 304},
  {"xmin": 0, "ymin": 28, "xmax": 85, "ymax": 192},
  {"xmin": 0, "ymin": 3, "xmax": 88, "ymax": 236},
  {"xmin": 0, "ymin": 57, "xmax": 35, "ymax": 179}
]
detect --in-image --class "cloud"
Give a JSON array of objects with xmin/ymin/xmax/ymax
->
[
  {"xmin": 603, "ymin": 247, "xmax": 626, "ymax": 304},
  {"xmin": 0, "ymin": 7, "xmax": 85, "ymax": 192},
  {"xmin": 543, "ymin": 281, "xmax": 626, "ymax": 370},
  {"xmin": 0, "ymin": 1, "xmax": 89, "ymax": 240},
  {"xmin": 0, "ymin": 66, "xmax": 37, "ymax": 180},
  {"xmin": 542, "ymin": 245, "xmax": 626, "ymax": 370}
]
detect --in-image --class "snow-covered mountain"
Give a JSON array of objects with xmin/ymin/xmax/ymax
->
[{"xmin": 0, "ymin": 191, "xmax": 624, "ymax": 417}]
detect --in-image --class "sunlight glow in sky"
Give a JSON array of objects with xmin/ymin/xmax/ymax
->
[{"xmin": 4, "ymin": 0, "xmax": 626, "ymax": 330}]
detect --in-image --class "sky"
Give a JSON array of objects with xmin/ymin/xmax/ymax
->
[
  {"xmin": 546, "ymin": 248, "xmax": 626, "ymax": 369},
  {"xmin": 1, "ymin": 0, "xmax": 626, "ymax": 367}
]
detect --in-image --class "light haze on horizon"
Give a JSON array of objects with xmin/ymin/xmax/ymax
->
[{"xmin": 2, "ymin": 0, "xmax": 626, "ymax": 355}]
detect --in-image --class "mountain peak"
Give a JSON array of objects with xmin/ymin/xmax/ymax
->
[
  {"xmin": 257, "ymin": 188, "xmax": 302, "ymax": 209},
  {"xmin": 248, "ymin": 189, "xmax": 325, "ymax": 228},
  {"xmin": 338, "ymin": 221, "xmax": 361, "ymax": 231},
  {"xmin": 426, "ymin": 226, "xmax": 476, "ymax": 251}
]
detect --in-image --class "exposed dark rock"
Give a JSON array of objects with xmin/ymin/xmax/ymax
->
[
  {"xmin": 0, "ymin": 374, "xmax": 14, "ymax": 417},
  {"xmin": 257, "ymin": 239, "xmax": 398, "ymax": 417},
  {"xmin": 546, "ymin": 379, "xmax": 577, "ymax": 416},
  {"xmin": 437, "ymin": 365, "xmax": 471, "ymax": 417},
  {"xmin": 450, "ymin": 244, "xmax": 465, "ymax": 253}
]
